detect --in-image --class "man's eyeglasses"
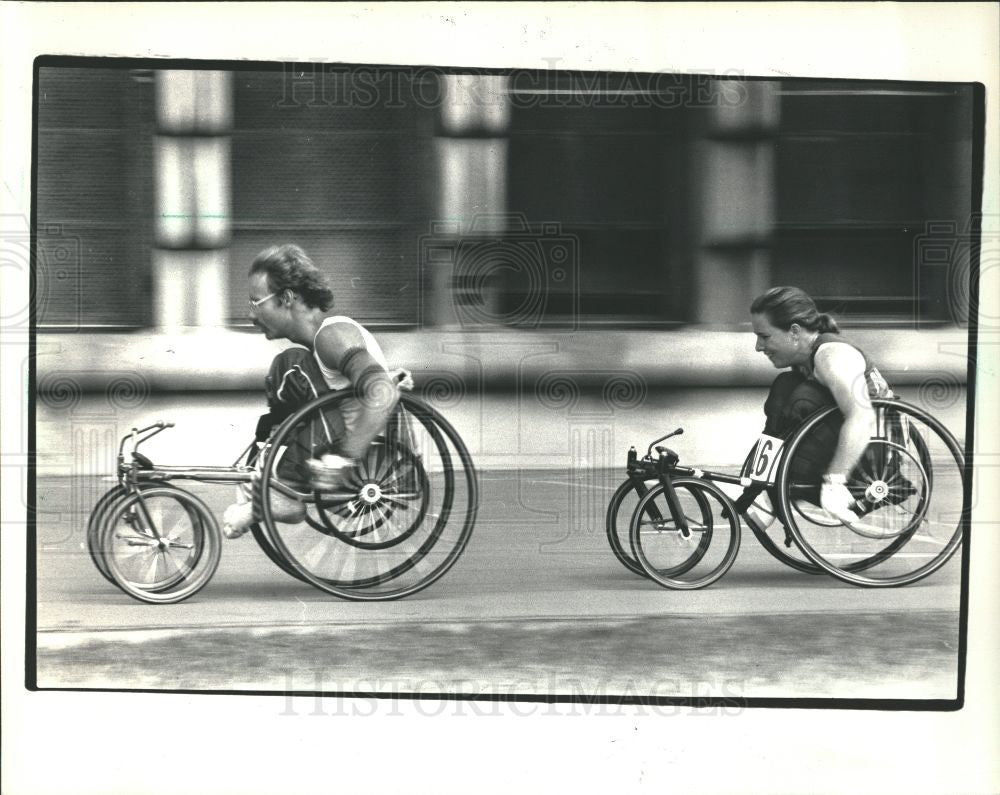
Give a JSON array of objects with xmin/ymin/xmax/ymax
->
[{"xmin": 248, "ymin": 292, "xmax": 278, "ymax": 311}]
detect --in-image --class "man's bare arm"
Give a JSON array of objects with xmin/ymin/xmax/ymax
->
[{"xmin": 314, "ymin": 322, "xmax": 396, "ymax": 460}]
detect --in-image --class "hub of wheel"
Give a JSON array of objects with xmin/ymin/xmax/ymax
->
[
  {"xmin": 865, "ymin": 480, "xmax": 889, "ymax": 503},
  {"xmin": 359, "ymin": 483, "xmax": 383, "ymax": 505}
]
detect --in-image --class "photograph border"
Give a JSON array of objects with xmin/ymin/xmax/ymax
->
[{"xmin": 26, "ymin": 54, "xmax": 985, "ymax": 711}]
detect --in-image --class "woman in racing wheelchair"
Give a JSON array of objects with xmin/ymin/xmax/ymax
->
[
  {"xmin": 222, "ymin": 244, "xmax": 406, "ymax": 539},
  {"xmin": 610, "ymin": 285, "xmax": 960, "ymax": 588},
  {"xmin": 741, "ymin": 285, "xmax": 909, "ymax": 534}
]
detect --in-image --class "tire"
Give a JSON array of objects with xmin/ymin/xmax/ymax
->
[
  {"xmin": 87, "ymin": 485, "xmax": 131, "ymax": 585},
  {"xmin": 88, "ymin": 482, "xmax": 188, "ymax": 587},
  {"xmin": 605, "ymin": 477, "xmax": 656, "ymax": 577},
  {"xmin": 258, "ymin": 391, "xmax": 478, "ymax": 600},
  {"xmin": 629, "ymin": 477, "xmax": 741, "ymax": 590},
  {"xmin": 777, "ymin": 399, "xmax": 965, "ymax": 587},
  {"xmin": 98, "ymin": 486, "xmax": 222, "ymax": 604}
]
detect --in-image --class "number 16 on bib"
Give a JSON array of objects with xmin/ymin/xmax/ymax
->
[{"xmin": 749, "ymin": 434, "xmax": 784, "ymax": 484}]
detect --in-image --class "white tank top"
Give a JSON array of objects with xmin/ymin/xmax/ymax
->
[{"xmin": 312, "ymin": 315, "xmax": 389, "ymax": 390}]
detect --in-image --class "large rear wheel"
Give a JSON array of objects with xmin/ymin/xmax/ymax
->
[
  {"xmin": 257, "ymin": 392, "xmax": 478, "ymax": 600},
  {"xmin": 778, "ymin": 399, "xmax": 965, "ymax": 587}
]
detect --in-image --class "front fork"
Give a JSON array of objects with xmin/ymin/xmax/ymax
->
[
  {"xmin": 122, "ymin": 471, "xmax": 163, "ymax": 541},
  {"xmin": 627, "ymin": 452, "xmax": 689, "ymax": 537},
  {"xmin": 657, "ymin": 464, "xmax": 691, "ymax": 538}
]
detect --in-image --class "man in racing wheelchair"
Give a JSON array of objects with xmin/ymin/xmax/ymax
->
[
  {"xmin": 739, "ymin": 286, "xmax": 914, "ymax": 534},
  {"xmin": 223, "ymin": 244, "xmax": 411, "ymax": 539}
]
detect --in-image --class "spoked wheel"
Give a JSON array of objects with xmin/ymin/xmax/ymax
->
[
  {"xmin": 629, "ymin": 477, "xmax": 741, "ymax": 590},
  {"xmin": 778, "ymin": 399, "xmax": 965, "ymax": 587},
  {"xmin": 257, "ymin": 391, "xmax": 478, "ymax": 600},
  {"xmin": 605, "ymin": 477, "xmax": 657, "ymax": 577},
  {"xmin": 98, "ymin": 485, "xmax": 221, "ymax": 603},
  {"xmin": 88, "ymin": 482, "xmax": 187, "ymax": 586},
  {"xmin": 311, "ymin": 439, "xmax": 430, "ymax": 550},
  {"xmin": 736, "ymin": 448, "xmax": 823, "ymax": 575}
]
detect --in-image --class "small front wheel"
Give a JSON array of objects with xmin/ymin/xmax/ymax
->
[
  {"xmin": 629, "ymin": 478, "xmax": 741, "ymax": 590},
  {"xmin": 88, "ymin": 482, "xmax": 189, "ymax": 586},
  {"xmin": 98, "ymin": 486, "xmax": 221, "ymax": 604}
]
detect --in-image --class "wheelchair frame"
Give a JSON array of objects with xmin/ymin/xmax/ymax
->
[{"xmin": 88, "ymin": 391, "xmax": 479, "ymax": 604}]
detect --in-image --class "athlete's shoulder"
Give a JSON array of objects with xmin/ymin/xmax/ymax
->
[
  {"xmin": 315, "ymin": 315, "xmax": 365, "ymax": 342},
  {"xmin": 814, "ymin": 338, "xmax": 865, "ymax": 368},
  {"xmin": 321, "ymin": 314, "xmax": 359, "ymax": 327},
  {"xmin": 814, "ymin": 332, "xmax": 861, "ymax": 359}
]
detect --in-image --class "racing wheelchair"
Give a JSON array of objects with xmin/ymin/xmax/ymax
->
[
  {"xmin": 88, "ymin": 390, "xmax": 479, "ymax": 604},
  {"xmin": 606, "ymin": 398, "xmax": 967, "ymax": 589}
]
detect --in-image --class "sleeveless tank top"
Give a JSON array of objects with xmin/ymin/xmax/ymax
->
[
  {"xmin": 312, "ymin": 315, "xmax": 389, "ymax": 390},
  {"xmin": 808, "ymin": 332, "xmax": 893, "ymax": 399}
]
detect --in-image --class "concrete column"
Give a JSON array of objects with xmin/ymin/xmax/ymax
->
[
  {"xmin": 152, "ymin": 70, "xmax": 232, "ymax": 329},
  {"xmin": 423, "ymin": 75, "xmax": 510, "ymax": 328},
  {"xmin": 691, "ymin": 81, "xmax": 780, "ymax": 325}
]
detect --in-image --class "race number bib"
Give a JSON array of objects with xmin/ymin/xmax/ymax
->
[{"xmin": 749, "ymin": 434, "xmax": 784, "ymax": 483}]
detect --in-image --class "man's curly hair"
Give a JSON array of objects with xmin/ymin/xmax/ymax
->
[{"xmin": 249, "ymin": 244, "xmax": 335, "ymax": 310}]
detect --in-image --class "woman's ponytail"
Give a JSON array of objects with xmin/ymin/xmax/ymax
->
[{"xmin": 816, "ymin": 312, "xmax": 839, "ymax": 334}]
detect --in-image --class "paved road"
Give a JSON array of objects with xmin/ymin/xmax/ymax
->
[{"xmin": 34, "ymin": 468, "xmax": 963, "ymax": 699}]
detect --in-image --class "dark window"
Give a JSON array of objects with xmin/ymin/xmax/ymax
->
[
  {"xmin": 507, "ymin": 74, "xmax": 699, "ymax": 326},
  {"xmin": 229, "ymin": 69, "xmax": 435, "ymax": 327},
  {"xmin": 773, "ymin": 82, "xmax": 976, "ymax": 326},
  {"xmin": 35, "ymin": 67, "xmax": 154, "ymax": 328}
]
